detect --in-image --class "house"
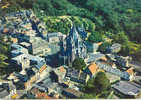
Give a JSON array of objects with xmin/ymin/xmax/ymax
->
[
  {"xmin": 85, "ymin": 42, "xmax": 102, "ymax": 53},
  {"xmin": 11, "ymin": 53, "xmax": 46, "ymax": 71},
  {"xmin": 0, "ymin": 83, "xmax": 10, "ymax": 99},
  {"xmin": 54, "ymin": 66, "xmax": 67, "ymax": 83},
  {"xmin": 126, "ymin": 67, "xmax": 135, "ymax": 81},
  {"xmin": 11, "ymin": 66, "xmax": 40, "ymax": 90},
  {"xmin": 30, "ymin": 37, "xmax": 51, "ymax": 56},
  {"xmin": 65, "ymin": 68, "xmax": 90, "ymax": 84},
  {"xmin": 34, "ymin": 60, "xmax": 47, "ymax": 73},
  {"xmin": 62, "ymin": 88, "xmax": 83, "ymax": 98},
  {"xmin": 109, "ymin": 43, "xmax": 121, "ymax": 53},
  {"xmin": 11, "ymin": 53, "xmax": 30, "ymax": 69},
  {"xmin": 106, "ymin": 54, "xmax": 116, "ymax": 61},
  {"xmin": 36, "ymin": 93, "xmax": 57, "ymax": 99},
  {"xmin": 11, "ymin": 50, "xmax": 23, "ymax": 57},
  {"xmin": 85, "ymin": 52, "xmax": 106, "ymax": 64},
  {"xmin": 13, "ymin": 34, "xmax": 31, "ymax": 43},
  {"xmin": 112, "ymin": 81, "xmax": 141, "ymax": 98},
  {"xmin": 10, "ymin": 53, "xmax": 46, "ymax": 90},
  {"xmin": 11, "ymin": 43, "xmax": 29, "ymax": 55},
  {"xmin": 116, "ymin": 55, "xmax": 131, "ymax": 68},
  {"xmin": 0, "ymin": 89, "xmax": 9, "ymax": 99},
  {"xmin": 2, "ymin": 28, "xmax": 9, "ymax": 34},
  {"xmin": 24, "ymin": 67, "xmax": 40, "ymax": 89},
  {"xmin": 84, "ymin": 63, "xmax": 99, "ymax": 77},
  {"xmin": 134, "ymin": 76, "xmax": 141, "ymax": 85},
  {"xmin": 0, "ymin": 82, "xmax": 17, "ymax": 99},
  {"xmin": 32, "ymin": 78, "xmax": 62, "ymax": 96},
  {"xmin": 11, "ymin": 54, "xmax": 30, "ymax": 70},
  {"xmin": 30, "ymin": 87, "xmax": 57, "ymax": 99},
  {"xmin": 47, "ymin": 32, "xmax": 65, "ymax": 43},
  {"xmin": 11, "ymin": 37, "xmax": 18, "ymax": 43},
  {"xmin": 11, "ymin": 43, "xmax": 25, "ymax": 50},
  {"xmin": 105, "ymin": 72, "xmax": 120, "ymax": 83},
  {"xmin": 96, "ymin": 61, "xmax": 130, "ymax": 80},
  {"xmin": 11, "ymin": 46, "xmax": 28, "ymax": 57},
  {"xmin": 19, "ymin": 42, "xmax": 31, "ymax": 50}
]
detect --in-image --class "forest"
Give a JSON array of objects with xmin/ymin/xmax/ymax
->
[
  {"xmin": 0, "ymin": 0, "xmax": 141, "ymax": 61},
  {"xmin": 0, "ymin": 0, "xmax": 141, "ymax": 98}
]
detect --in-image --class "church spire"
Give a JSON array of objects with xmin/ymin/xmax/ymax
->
[{"xmin": 69, "ymin": 24, "xmax": 79, "ymax": 42}]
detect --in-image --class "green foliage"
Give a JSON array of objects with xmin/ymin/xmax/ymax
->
[
  {"xmin": 88, "ymin": 32, "xmax": 104, "ymax": 43},
  {"xmin": 83, "ymin": 72, "xmax": 111, "ymax": 98},
  {"xmin": 1, "ymin": 0, "xmax": 141, "ymax": 61},
  {"xmin": 72, "ymin": 57, "xmax": 86, "ymax": 70},
  {"xmin": 41, "ymin": 16, "xmax": 95, "ymax": 35},
  {"xmin": 2, "ymin": 0, "xmax": 141, "ymax": 43},
  {"xmin": 33, "ymin": 0, "xmax": 141, "ymax": 43},
  {"xmin": 82, "ymin": 93, "xmax": 96, "ymax": 99},
  {"xmin": 0, "ymin": 35, "xmax": 10, "ymax": 76},
  {"xmin": 134, "ymin": 46, "xmax": 141, "ymax": 61},
  {"xmin": 120, "ymin": 42, "xmax": 141, "ymax": 56},
  {"xmin": 111, "ymin": 32, "xmax": 129, "ymax": 45},
  {"xmin": 93, "ymin": 72, "xmax": 111, "ymax": 93},
  {"xmin": 32, "ymin": 0, "xmax": 141, "ymax": 61},
  {"xmin": 99, "ymin": 42, "xmax": 111, "ymax": 53}
]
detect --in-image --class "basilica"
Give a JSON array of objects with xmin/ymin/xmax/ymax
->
[{"xmin": 59, "ymin": 25, "xmax": 87, "ymax": 66}]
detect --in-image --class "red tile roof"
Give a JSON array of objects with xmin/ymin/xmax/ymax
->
[
  {"xmin": 126, "ymin": 68, "xmax": 134, "ymax": 75},
  {"xmin": 36, "ymin": 93, "xmax": 56, "ymax": 99},
  {"xmin": 88, "ymin": 63, "xmax": 99, "ymax": 75}
]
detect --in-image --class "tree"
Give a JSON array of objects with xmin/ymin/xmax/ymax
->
[
  {"xmin": 93, "ymin": 72, "xmax": 111, "ymax": 94},
  {"xmin": 83, "ymin": 72, "xmax": 111, "ymax": 98},
  {"xmin": 112, "ymin": 31, "xmax": 128, "ymax": 45},
  {"xmin": 99, "ymin": 42, "xmax": 111, "ymax": 53},
  {"xmin": 88, "ymin": 32, "xmax": 104, "ymax": 43},
  {"xmin": 82, "ymin": 93, "xmax": 96, "ymax": 99},
  {"xmin": 0, "ymin": 35, "xmax": 11, "ymax": 76},
  {"xmin": 72, "ymin": 57, "xmax": 86, "ymax": 70}
]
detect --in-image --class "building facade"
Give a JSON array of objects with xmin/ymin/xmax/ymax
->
[{"xmin": 61, "ymin": 26, "xmax": 87, "ymax": 66}]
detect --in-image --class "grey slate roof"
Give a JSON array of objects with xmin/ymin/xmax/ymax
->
[
  {"xmin": 106, "ymin": 54, "xmax": 116, "ymax": 61},
  {"xmin": 85, "ymin": 42, "xmax": 99, "ymax": 52},
  {"xmin": 96, "ymin": 61, "xmax": 130, "ymax": 80},
  {"xmin": 62, "ymin": 88, "xmax": 83, "ymax": 98},
  {"xmin": 77, "ymin": 27, "xmax": 87, "ymax": 39},
  {"xmin": 112, "ymin": 81, "xmax": 141, "ymax": 96},
  {"xmin": 11, "ymin": 43, "xmax": 24, "ymax": 50},
  {"xmin": 34, "ymin": 60, "xmax": 46, "ymax": 70},
  {"xmin": 32, "ymin": 40, "xmax": 47, "ymax": 49},
  {"xmin": 66, "ymin": 68, "xmax": 88, "ymax": 83},
  {"xmin": 34, "ymin": 78, "xmax": 62, "ymax": 93},
  {"xmin": 0, "ymin": 89, "xmax": 9, "ymax": 98},
  {"xmin": 86, "ymin": 52, "xmax": 105, "ymax": 63},
  {"xmin": 0, "ymin": 83, "xmax": 10, "ymax": 99},
  {"xmin": 47, "ymin": 32, "xmax": 59, "ymax": 38},
  {"xmin": 109, "ymin": 43, "xmax": 121, "ymax": 53}
]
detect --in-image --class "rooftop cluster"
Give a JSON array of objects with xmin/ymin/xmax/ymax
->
[{"xmin": 0, "ymin": 10, "xmax": 141, "ymax": 99}]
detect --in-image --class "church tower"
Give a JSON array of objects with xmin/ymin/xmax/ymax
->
[
  {"xmin": 66, "ymin": 25, "xmax": 80, "ymax": 65},
  {"xmin": 63, "ymin": 24, "xmax": 88, "ymax": 66}
]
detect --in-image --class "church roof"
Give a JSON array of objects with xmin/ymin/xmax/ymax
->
[{"xmin": 68, "ymin": 25, "xmax": 80, "ymax": 43}]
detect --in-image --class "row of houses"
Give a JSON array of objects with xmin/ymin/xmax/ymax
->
[
  {"xmin": 9, "ymin": 42, "xmax": 47, "ymax": 90},
  {"xmin": 26, "ymin": 65, "xmax": 84, "ymax": 99},
  {"xmin": 0, "ymin": 82, "xmax": 17, "ymax": 99},
  {"xmin": 1, "ymin": 9, "xmax": 140, "ymax": 99}
]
